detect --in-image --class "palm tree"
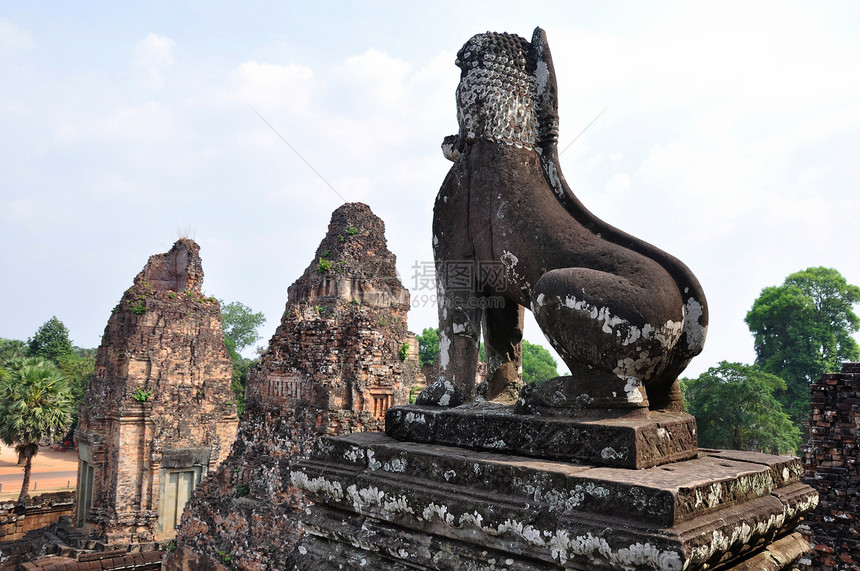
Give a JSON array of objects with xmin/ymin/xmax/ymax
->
[{"xmin": 0, "ymin": 357, "xmax": 73, "ymax": 504}]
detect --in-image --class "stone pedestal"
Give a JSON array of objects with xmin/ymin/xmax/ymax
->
[
  {"xmin": 292, "ymin": 404, "xmax": 818, "ymax": 570},
  {"xmin": 386, "ymin": 404, "xmax": 697, "ymax": 469}
]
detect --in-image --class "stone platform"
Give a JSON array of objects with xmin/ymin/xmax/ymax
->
[
  {"xmin": 386, "ymin": 404, "xmax": 698, "ymax": 469},
  {"xmin": 292, "ymin": 430, "xmax": 818, "ymax": 569}
]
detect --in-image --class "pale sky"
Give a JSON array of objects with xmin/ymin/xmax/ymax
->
[{"xmin": 2, "ymin": 1, "xmax": 859, "ymax": 378}]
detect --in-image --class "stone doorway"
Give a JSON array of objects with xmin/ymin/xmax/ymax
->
[
  {"xmin": 158, "ymin": 468, "xmax": 201, "ymax": 539},
  {"xmin": 75, "ymin": 444, "xmax": 95, "ymax": 528},
  {"xmin": 75, "ymin": 462, "xmax": 94, "ymax": 528}
]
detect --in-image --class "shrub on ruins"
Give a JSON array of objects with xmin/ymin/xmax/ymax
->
[
  {"xmin": 681, "ymin": 361, "xmax": 801, "ymax": 455},
  {"xmin": 745, "ymin": 267, "xmax": 860, "ymax": 425},
  {"xmin": 0, "ymin": 357, "xmax": 73, "ymax": 503}
]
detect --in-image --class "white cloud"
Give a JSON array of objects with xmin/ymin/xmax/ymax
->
[
  {"xmin": 227, "ymin": 47, "xmax": 451, "ymax": 169},
  {"xmin": 0, "ymin": 195, "xmax": 37, "ymax": 227},
  {"xmin": 319, "ymin": 49, "xmax": 451, "ymax": 163},
  {"xmin": 0, "ymin": 17, "xmax": 34, "ymax": 56},
  {"xmin": 56, "ymin": 101, "xmax": 181, "ymax": 143},
  {"xmin": 549, "ymin": 5, "xmax": 860, "ymax": 135},
  {"xmin": 605, "ymin": 172, "xmax": 630, "ymax": 194},
  {"xmin": 333, "ymin": 175, "xmax": 373, "ymax": 201},
  {"xmin": 337, "ymin": 48, "xmax": 412, "ymax": 108},
  {"xmin": 232, "ymin": 61, "xmax": 315, "ymax": 114},
  {"xmin": 133, "ymin": 33, "xmax": 175, "ymax": 89}
]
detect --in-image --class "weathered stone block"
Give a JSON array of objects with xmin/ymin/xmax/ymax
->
[
  {"xmin": 293, "ymin": 432, "xmax": 817, "ymax": 570},
  {"xmin": 386, "ymin": 404, "xmax": 697, "ymax": 469}
]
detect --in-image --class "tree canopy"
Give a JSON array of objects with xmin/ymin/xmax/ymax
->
[
  {"xmin": 59, "ymin": 348, "xmax": 96, "ymax": 414},
  {"xmin": 0, "ymin": 338, "xmax": 26, "ymax": 366},
  {"xmin": 416, "ymin": 327, "xmax": 439, "ymax": 368},
  {"xmin": 27, "ymin": 316, "xmax": 74, "ymax": 364},
  {"xmin": 0, "ymin": 357, "xmax": 73, "ymax": 502},
  {"xmin": 17, "ymin": 319, "xmax": 94, "ymax": 420},
  {"xmin": 745, "ymin": 267, "xmax": 860, "ymax": 423},
  {"xmin": 415, "ymin": 327, "xmax": 558, "ymax": 384},
  {"xmin": 521, "ymin": 340, "xmax": 559, "ymax": 384},
  {"xmin": 220, "ymin": 300, "xmax": 266, "ymax": 357},
  {"xmin": 219, "ymin": 300, "xmax": 266, "ymax": 416},
  {"xmin": 681, "ymin": 361, "xmax": 801, "ymax": 455}
]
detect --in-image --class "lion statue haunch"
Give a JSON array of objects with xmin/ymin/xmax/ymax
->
[{"xmin": 417, "ymin": 28, "xmax": 708, "ymax": 416}]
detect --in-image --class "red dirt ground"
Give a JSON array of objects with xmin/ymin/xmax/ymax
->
[{"xmin": 0, "ymin": 444, "xmax": 78, "ymax": 500}]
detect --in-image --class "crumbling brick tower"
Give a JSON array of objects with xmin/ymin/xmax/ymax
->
[
  {"xmin": 250, "ymin": 201, "xmax": 416, "ymax": 428},
  {"xmin": 165, "ymin": 202, "xmax": 419, "ymax": 570},
  {"xmin": 74, "ymin": 239, "xmax": 238, "ymax": 546},
  {"xmin": 802, "ymin": 362, "xmax": 860, "ymax": 570}
]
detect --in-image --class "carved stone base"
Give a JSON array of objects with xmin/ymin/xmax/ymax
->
[
  {"xmin": 292, "ymin": 432, "xmax": 817, "ymax": 570},
  {"xmin": 385, "ymin": 404, "xmax": 697, "ymax": 469}
]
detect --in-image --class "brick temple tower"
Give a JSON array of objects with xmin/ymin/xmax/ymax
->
[
  {"xmin": 74, "ymin": 239, "xmax": 238, "ymax": 546},
  {"xmin": 247, "ymin": 201, "xmax": 417, "ymax": 427},
  {"xmin": 165, "ymin": 202, "xmax": 420, "ymax": 569}
]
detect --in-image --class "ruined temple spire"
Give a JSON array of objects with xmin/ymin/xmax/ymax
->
[{"xmin": 75, "ymin": 239, "xmax": 238, "ymax": 544}]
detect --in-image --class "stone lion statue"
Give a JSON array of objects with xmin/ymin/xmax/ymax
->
[{"xmin": 418, "ymin": 27, "xmax": 708, "ymax": 416}]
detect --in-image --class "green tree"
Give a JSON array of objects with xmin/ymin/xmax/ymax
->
[
  {"xmin": 416, "ymin": 327, "xmax": 440, "ymax": 367},
  {"xmin": 681, "ymin": 362, "xmax": 801, "ymax": 454},
  {"xmin": 220, "ymin": 301, "xmax": 266, "ymax": 357},
  {"xmin": 59, "ymin": 347, "xmax": 96, "ymax": 416},
  {"xmin": 230, "ymin": 358, "xmax": 256, "ymax": 416},
  {"xmin": 417, "ymin": 327, "xmax": 558, "ymax": 385},
  {"xmin": 521, "ymin": 340, "xmax": 559, "ymax": 384},
  {"xmin": 745, "ymin": 267, "xmax": 860, "ymax": 424},
  {"xmin": 219, "ymin": 300, "xmax": 266, "ymax": 416},
  {"xmin": 0, "ymin": 338, "xmax": 26, "ymax": 366},
  {"xmin": 0, "ymin": 358, "xmax": 73, "ymax": 503},
  {"xmin": 27, "ymin": 317, "xmax": 74, "ymax": 365}
]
